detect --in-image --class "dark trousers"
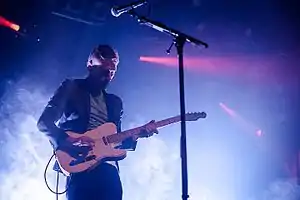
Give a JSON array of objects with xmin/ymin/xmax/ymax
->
[{"xmin": 66, "ymin": 163, "xmax": 123, "ymax": 200}]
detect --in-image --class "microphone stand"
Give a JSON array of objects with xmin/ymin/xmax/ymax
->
[{"xmin": 126, "ymin": 10, "xmax": 208, "ymax": 200}]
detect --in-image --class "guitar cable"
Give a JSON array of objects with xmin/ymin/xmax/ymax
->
[{"xmin": 44, "ymin": 153, "xmax": 71, "ymax": 200}]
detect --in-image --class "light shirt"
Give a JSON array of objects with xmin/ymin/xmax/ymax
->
[{"xmin": 88, "ymin": 92, "xmax": 117, "ymax": 168}]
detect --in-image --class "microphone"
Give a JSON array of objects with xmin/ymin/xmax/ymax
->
[{"xmin": 111, "ymin": 0, "xmax": 147, "ymax": 17}]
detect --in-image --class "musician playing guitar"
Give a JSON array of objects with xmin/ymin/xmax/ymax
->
[{"xmin": 37, "ymin": 44, "xmax": 158, "ymax": 200}]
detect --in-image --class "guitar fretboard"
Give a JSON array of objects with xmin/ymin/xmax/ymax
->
[{"xmin": 107, "ymin": 115, "xmax": 182, "ymax": 144}]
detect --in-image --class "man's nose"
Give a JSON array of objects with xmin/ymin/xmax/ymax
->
[
  {"xmin": 103, "ymin": 70, "xmax": 114, "ymax": 80},
  {"xmin": 109, "ymin": 70, "xmax": 115, "ymax": 79}
]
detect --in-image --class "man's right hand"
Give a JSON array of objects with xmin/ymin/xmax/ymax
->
[
  {"xmin": 57, "ymin": 136, "xmax": 95, "ymax": 158},
  {"xmin": 66, "ymin": 135, "xmax": 95, "ymax": 146}
]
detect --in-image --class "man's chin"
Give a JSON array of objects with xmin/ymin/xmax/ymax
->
[
  {"xmin": 97, "ymin": 81, "xmax": 109, "ymax": 89},
  {"xmin": 102, "ymin": 83, "xmax": 109, "ymax": 89},
  {"xmin": 88, "ymin": 75, "xmax": 110, "ymax": 89}
]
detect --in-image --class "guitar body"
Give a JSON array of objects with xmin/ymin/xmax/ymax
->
[
  {"xmin": 54, "ymin": 112, "xmax": 205, "ymax": 176},
  {"xmin": 55, "ymin": 123, "xmax": 127, "ymax": 176}
]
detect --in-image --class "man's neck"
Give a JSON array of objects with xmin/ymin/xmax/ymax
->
[{"xmin": 86, "ymin": 76, "xmax": 105, "ymax": 96}]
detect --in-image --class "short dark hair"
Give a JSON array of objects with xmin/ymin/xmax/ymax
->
[{"xmin": 87, "ymin": 44, "xmax": 119, "ymax": 67}]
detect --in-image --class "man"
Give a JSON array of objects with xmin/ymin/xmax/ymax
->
[{"xmin": 37, "ymin": 44, "xmax": 157, "ymax": 200}]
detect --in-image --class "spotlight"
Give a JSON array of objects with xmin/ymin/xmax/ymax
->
[{"xmin": 0, "ymin": 16, "xmax": 20, "ymax": 31}]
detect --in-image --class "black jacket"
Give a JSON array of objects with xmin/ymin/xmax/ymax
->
[{"xmin": 37, "ymin": 78, "xmax": 137, "ymax": 151}]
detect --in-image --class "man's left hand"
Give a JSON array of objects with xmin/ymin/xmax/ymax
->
[{"xmin": 135, "ymin": 120, "xmax": 158, "ymax": 140}]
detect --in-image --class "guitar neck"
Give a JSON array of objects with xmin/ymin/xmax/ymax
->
[{"xmin": 107, "ymin": 115, "xmax": 182, "ymax": 144}]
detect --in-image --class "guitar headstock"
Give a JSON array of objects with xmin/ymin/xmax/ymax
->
[{"xmin": 185, "ymin": 112, "xmax": 207, "ymax": 121}]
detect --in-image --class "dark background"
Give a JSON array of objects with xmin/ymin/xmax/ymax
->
[{"xmin": 0, "ymin": 0, "xmax": 300, "ymax": 199}]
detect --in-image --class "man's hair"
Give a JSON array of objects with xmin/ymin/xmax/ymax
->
[{"xmin": 87, "ymin": 44, "xmax": 119, "ymax": 67}]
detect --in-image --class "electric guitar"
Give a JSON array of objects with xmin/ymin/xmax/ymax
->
[{"xmin": 55, "ymin": 112, "xmax": 206, "ymax": 176}]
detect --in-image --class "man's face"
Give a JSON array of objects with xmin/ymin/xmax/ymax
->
[
  {"xmin": 89, "ymin": 56, "xmax": 118, "ymax": 81},
  {"xmin": 87, "ymin": 46, "xmax": 119, "ymax": 88}
]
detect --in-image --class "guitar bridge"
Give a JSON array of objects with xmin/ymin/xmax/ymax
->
[{"xmin": 69, "ymin": 154, "xmax": 97, "ymax": 166}]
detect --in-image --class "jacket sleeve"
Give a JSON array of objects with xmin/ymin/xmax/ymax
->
[
  {"xmin": 37, "ymin": 79, "xmax": 72, "ymax": 150},
  {"xmin": 117, "ymin": 98, "xmax": 137, "ymax": 151}
]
